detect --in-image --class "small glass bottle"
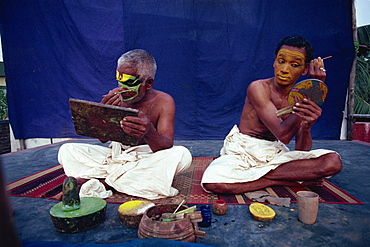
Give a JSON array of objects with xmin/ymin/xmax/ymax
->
[{"xmin": 199, "ymin": 205, "xmax": 212, "ymax": 227}]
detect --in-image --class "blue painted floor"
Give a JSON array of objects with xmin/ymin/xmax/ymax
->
[{"xmin": 1, "ymin": 139, "xmax": 370, "ymax": 247}]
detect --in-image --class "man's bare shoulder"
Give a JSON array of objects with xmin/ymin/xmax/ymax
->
[
  {"xmin": 245, "ymin": 78, "xmax": 274, "ymax": 103},
  {"xmin": 151, "ymin": 89, "xmax": 175, "ymax": 104},
  {"xmin": 247, "ymin": 78, "xmax": 273, "ymax": 92}
]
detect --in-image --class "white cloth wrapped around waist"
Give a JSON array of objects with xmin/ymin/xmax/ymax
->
[
  {"xmin": 58, "ymin": 142, "xmax": 192, "ymax": 200},
  {"xmin": 201, "ymin": 125, "xmax": 336, "ymax": 187}
]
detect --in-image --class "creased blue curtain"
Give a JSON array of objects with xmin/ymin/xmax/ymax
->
[{"xmin": 0, "ymin": 0, "xmax": 354, "ymax": 140}]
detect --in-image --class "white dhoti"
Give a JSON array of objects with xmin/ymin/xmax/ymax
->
[
  {"xmin": 58, "ymin": 142, "xmax": 192, "ymax": 200},
  {"xmin": 201, "ymin": 125, "xmax": 336, "ymax": 191}
]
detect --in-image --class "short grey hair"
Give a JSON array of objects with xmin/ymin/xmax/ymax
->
[{"xmin": 117, "ymin": 49, "xmax": 157, "ymax": 80}]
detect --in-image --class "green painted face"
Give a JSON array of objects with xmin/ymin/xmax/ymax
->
[{"xmin": 116, "ymin": 71, "xmax": 142, "ymax": 101}]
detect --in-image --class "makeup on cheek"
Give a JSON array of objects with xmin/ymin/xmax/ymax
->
[
  {"xmin": 116, "ymin": 71, "xmax": 143, "ymax": 101},
  {"xmin": 117, "ymin": 84, "xmax": 141, "ymax": 101}
]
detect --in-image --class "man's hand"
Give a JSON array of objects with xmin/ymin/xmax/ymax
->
[
  {"xmin": 120, "ymin": 111, "xmax": 153, "ymax": 139},
  {"xmin": 101, "ymin": 87, "xmax": 122, "ymax": 106},
  {"xmin": 308, "ymin": 57, "xmax": 326, "ymax": 82},
  {"xmin": 292, "ymin": 98, "xmax": 322, "ymax": 130}
]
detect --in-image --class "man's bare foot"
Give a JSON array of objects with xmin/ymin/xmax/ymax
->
[{"xmin": 264, "ymin": 178, "xmax": 324, "ymax": 187}]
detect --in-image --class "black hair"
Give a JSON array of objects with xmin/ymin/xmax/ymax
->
[{"xmin": 275, "ymin": 35, "xmax": 314, "ymax": 64}]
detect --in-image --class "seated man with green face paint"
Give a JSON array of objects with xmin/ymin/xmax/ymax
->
[{"xmin": 58, "ymin": 49, "xmax": 192, "ymax": 200}]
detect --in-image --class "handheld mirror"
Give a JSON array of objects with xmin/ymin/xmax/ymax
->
[{"xmin": 276, "ymin": 79, "xmax": 328, "ymax": 118}]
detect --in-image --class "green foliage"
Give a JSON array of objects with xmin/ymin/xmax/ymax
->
[
  {"xmin": 354, "ymin": 93, "xmax": 370, "ymax": 114},
  {"xmin": 0, "ymin": 89, "xmax": 8, "ymax": 120},
  {"xmin": 354, "ymin": 56, "xmax": 370, "ymax": 114},
  {"xmin": 354, "ymin": 24, "xmax": 370, "ymax": 115}
]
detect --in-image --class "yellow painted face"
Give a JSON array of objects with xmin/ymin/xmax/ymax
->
[
  {"xmin": 273, "ymin": 47, "xmax": 307, "ymax": 86},
  {"xmin": 277, "ymin": 49, "xmax": 306, "ymax": 63}
]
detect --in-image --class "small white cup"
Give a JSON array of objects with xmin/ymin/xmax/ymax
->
[{"xmin": 297, "ymin": 191, "xmax": 319, "ymax": 224}]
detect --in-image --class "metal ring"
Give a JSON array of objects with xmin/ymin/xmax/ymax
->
[{"xmin": 320, "ymin": 67, "xmax": 326, "ymax": 72}]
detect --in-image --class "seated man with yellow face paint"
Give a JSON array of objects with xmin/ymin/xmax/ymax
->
[
  {"xmin": 58, "ymin": 49, "xmax": 192, "ymax": 200},
  {"xmin": 201, "ymin": 35, "xmax": 342, "ymax": 194}
]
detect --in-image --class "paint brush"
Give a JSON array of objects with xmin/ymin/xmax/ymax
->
[
  {"xmin": 173, "ymin": 199, "xmax": 185, "ymax": 214},
  {"xmin": 298, "ymin": 55, "xmax": 332, "ymax": 66}
]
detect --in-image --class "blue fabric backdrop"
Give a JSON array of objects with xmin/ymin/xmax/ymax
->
[{"xmin": 0, "ymin": 0, "xmax": 355, "ymax": 140}]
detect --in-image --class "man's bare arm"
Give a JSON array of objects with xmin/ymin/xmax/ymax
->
[
  {"xmin": 293, "ymin": 57, "xmax": 326, "ymax": 150},
  {"xmin": 293, "ymin": 98, "xmax": 322, "ymax": 150},
  {"xmin": 247, "ymin": 81, "xmax": 301, "ymax": 144},
  {"xmin": 142, "ymin": 109, "xmax": 174, "ymax": 152},
  {"xmin": 97, "ymin": 89, "xmax": 122, "ymax": 143},
  {"xmin": 120, "ymin": 95, "xmax": 175, "ymax": 152}
]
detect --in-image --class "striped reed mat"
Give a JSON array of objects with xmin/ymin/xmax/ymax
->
[{"xmin": 7, "ymin": 157, "xmax": 363, "ymax": 205}]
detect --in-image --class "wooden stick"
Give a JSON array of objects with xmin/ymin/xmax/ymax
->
[
  {"xmin": 321, "ymin": 55, "xmax": 332, "ymax": 60},
  {"xmin": 175, "ymin": 205, "xmax": 196, "ymax": 214},
  {"xmin": 276, "ymin": 105, "xmax": 294, "ymax": 117},
  {"xmin": 194, "ymin": 230, "xmax": 206, "ymax": 238},
  {"xmin": 173, "ymin": 199, "xmax": 185, "ymax": 214},
  {"xmin": 299, "ymin": 55, "xmax": 332, "ymax": 66}
]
